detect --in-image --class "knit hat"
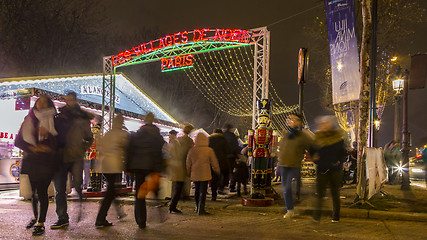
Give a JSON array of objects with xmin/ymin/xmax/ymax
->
[{"xmin": 144, "ymin": 112, "xmax": 155, "ymax": 124}]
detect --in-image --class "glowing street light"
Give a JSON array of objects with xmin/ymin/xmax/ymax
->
[
  {"xmin": 374, "ymin": 119, "xmax": 381, "ymax": 130},
  {"xmin": 391, "ymin": 56, "xmax": 398, "ymax": 62},
  {"xmin": 393, "ymin": 78, "xmax": 404, "ymax": 93}
]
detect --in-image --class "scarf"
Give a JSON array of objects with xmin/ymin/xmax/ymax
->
[
  {"xmin": 33, "ymin": 108, "xmax": 58, "ymax": 141},
  {"xmin": 314, "ymin": 130, "xmax": 344, "ymax": 148}
]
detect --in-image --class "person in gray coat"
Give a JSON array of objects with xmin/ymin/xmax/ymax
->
[{"xmin": 167, "ymin": 123, "xmax": 194, "ymax": 213}]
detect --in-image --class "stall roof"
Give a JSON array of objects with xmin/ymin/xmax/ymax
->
[{"xmin": 0, "ymin": 73, "xmax": 178, "ymax": 125}]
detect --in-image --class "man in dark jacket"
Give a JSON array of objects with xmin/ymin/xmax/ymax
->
[
  {"xmin": 208, "ymin": 129, "xmax": 231, "ymax": 199},
  {"xmin": 222, "ymin": 124, "xmax": 241, "ymax": 192},
  {"xmin": 51, "ymin": 92, "xmax": 94, "ymax": 229},
  {"xmin": 126, "ymin": 112, "xmax": 165, "ymax": 229}
]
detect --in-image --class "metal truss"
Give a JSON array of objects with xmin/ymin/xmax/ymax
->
[
  {"xmin": 102, "ymin": 27, "xmax": 271, "ymax": 133},
  {"xmin": 102, "ymin": 56, "xmax": 115, "ymax": 134},
  {"xmin": 250, "ymin": 27, "xmax": 270, "ymax": 129}
]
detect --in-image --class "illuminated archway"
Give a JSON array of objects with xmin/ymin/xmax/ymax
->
[{"xmin": 102, "ymin": 27, "xmax": 298, "ymax": 133}]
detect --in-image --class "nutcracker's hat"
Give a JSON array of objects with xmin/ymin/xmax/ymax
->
[{"xmin": 257, "ymin": 99, "xmax": 271, "ymax": 117}]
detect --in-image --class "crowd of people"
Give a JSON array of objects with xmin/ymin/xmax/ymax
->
[
  {"xmin": 15, "ymin": 93, "xmax": 251, "ymax": 236},
  {"xmin": 16, "ymin": 93, "xmax": 361, "ymax": 236}
]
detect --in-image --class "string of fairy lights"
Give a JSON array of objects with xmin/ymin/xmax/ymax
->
[{"xmin": 183, "ymin": 44, "xmax": 302, "ymax": 132}]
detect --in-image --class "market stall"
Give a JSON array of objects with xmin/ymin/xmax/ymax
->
[{"xmin": 0, "ymin": 73, "xmax": 181, "ymax": 190}]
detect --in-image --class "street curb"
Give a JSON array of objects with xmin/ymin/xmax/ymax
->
[
  {"xmin": 224, "ymin": 204, "xmax": 427, "ymax": 222},
  {"xmin": 5, "ymin": 191, "xmax": 427, "ymax": 222},
  {"xmin": 67, "ymin": 195, "xmax": 427, "ymax": 222}
]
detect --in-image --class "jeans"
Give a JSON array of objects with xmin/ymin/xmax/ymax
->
[
  {"xmin": 53, "ymin": 161, "xmax": 83, "ymax": 221},
  {"xmin": 30, "ymin": 177, "xmax": 52, "ymax": 223},
  {"xmin": 170, "ymin": 181, "xmax": 184, "ymax": 209},
  {"xmin": 313, "ymin": 170, "xmax": 343, "ymax": 221},
  {"xmin": 96, "ymin": 173, "xmax": 121, "ymax": 222},
  {"xmin": 279, "ymin": 166, "xmax": 301, "ymax": 210}
]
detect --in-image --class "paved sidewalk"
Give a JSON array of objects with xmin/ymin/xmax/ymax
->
[{"xmin": 1, "ymin": 178, "xmax": 426, "ymax": 222}]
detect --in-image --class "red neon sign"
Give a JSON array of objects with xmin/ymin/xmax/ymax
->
[
  {"xmin": 161, "ymin": 54, "xmax": 194, "ymax": 72},
  {"xmin": 112, "ymin": 28, "xmax": 250, "ymax": 66}
]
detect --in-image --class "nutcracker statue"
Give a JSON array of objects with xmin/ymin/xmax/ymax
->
[
  {"xmin": 87, "ymin": 116, "xmax": 102, "ymax": 192},
  {"xmin": 248, "ymin": 99, "xmax": 278, "ymax": 199}
]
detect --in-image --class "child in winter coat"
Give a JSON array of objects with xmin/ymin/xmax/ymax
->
[{"xmin": 234, "ymin": 155, "xmax": 249, "ymax": 196}]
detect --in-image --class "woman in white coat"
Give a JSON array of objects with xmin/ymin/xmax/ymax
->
[
  {"xmin": 95, "ymin": 114, "xmax": 129, "ymax": 228},
  {"xmin": 186, "ymin": 133, "xmax": 220, "ymax": 215}
]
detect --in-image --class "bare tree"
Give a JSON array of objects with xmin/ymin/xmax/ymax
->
[{"xmin": 0, "ymin": 0, "xmax": 108, "ymax": 76}]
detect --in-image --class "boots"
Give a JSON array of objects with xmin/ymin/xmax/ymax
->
[
  {"xmin": 194, "ymin": 199, "xmax": 199, "ymax": 213},
  {"xmin": 197, "ymin": 201, "xmax": 210, "ymax": 215}
]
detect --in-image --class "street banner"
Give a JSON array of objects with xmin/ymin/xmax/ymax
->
[
  {"xmin": 325, "ymin": 0, "xmax": 360, "ymax": 104},
  {"xmin": 365, "ymin": 147, "xmax": 387, "ymax": 199}
]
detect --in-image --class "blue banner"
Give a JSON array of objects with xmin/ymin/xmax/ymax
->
[{"xmin": 325, "ymin": 0, "xmax": 360, "ymax": 104}]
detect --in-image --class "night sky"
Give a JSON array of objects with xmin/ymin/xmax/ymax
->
[{"xmin": 105, "ymin": 0, "xmax": 427, "ymax": 147}]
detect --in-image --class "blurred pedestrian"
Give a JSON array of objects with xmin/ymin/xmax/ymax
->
[
  {"xmin": 208, "ymin": 128, "xmax": 230, "ymax": 199},
  {"xmin": 278, "ymin": 113, "xmax": 314, "ymax": 219},
  {"xmin": 234, "ymin": 152, "xmax": 249, "ymax": 197},
  {"xmin": 167, "ymin": 123, "xmax": 194, "ymax": 213},
  {"xmin": 95, "ymin": 114, "xmax": 129, "ymax": 228},
  {"xmin": 126, "ymin": 112, "xmax": 165, "ymax": 229},
  {"xmin": 222, "ymin": 124, "xmax": 241, "ymax": 192},
  {"xmin": 168, "ymin": 129, "xmax": 178, "ymax": 143},
  {"xmin": 308, "ymin": 115, "xmax": 347, "ymax": 223},
  {"xmin": 187, "ymin": 133, "xmax": 220, "ymax": 215},
  {"xmin": 15, "ymin": 95, "xmax": 59, "ymax": 236},
  {"xmin": 51, "ymin": 91, "xmax": 94, "ymax": 229}
]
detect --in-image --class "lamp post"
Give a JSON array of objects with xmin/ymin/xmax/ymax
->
[
  {"xmin": 393, "ymin": 77, "xmax": 404, "ymax": 144},
  {"xmin": 400, "ymin": 69, "xmax": 411, "ymax": 190}
]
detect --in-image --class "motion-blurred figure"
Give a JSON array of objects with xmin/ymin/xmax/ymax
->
[
  {"xmin": 208, "ymin": 128, "xmax": 230, "ymax": 199},
  {"xmin": 222, "ymin": 124, "xmax": 241, "ymax": 192},
  {"xmin": 126, "ymin": 112, "xmax": 165, "ymax": 229},
  {"xmin": 167, "ymin": 123, "xmax": 194, "ymax": 213},
  {"xmin": 15, "ymin": 95, "xmax": 59, "ymax": 236},
  {"xmin": 95, "ymin": 114, "xmax": 129, "ymax": 228},
  {"xmin": 278, "ymin": 113, "xmax": 313, "ymax": 219},
  {"xmin": 51, "ymin": 91, "xmax": 94, "ymax": 229},
  {"xmin": 309, "ymin": 115, "xmax": 347, "ymax": 223}
]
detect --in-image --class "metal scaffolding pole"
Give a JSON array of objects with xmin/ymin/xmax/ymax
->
[{"xmin": 251, "ymin": 27, "xmax": 270, "ymax": 129}]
